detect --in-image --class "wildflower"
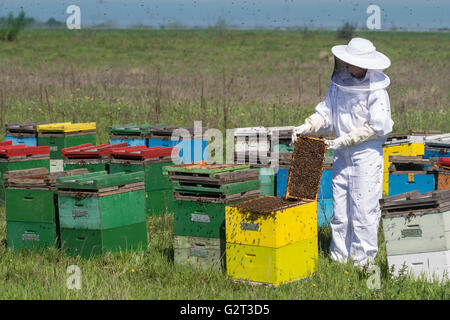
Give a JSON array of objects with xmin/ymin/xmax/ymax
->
[
  {"xmin": 344, "ymin": 270, "xmax": 349, "ymax": 275},
  {"xmin": 76, "ymin": 88, "xmax": 81, "ymax": 92},
  {"xmin": 9, "ymin": 259, "xmax": 13, "ymax": 262},
  {"xmin": 131, "ymin": 269, "xmax": 135, "ymax": 273}
]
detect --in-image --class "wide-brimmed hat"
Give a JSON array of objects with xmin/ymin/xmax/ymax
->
[{"xmin": 331, "ymin": 38, "xmax": 391, "ymax": 70}]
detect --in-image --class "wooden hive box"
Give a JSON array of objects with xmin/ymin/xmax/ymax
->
[
  {"xmin": 37, "ymin": 122, "xmax": 97, "ymax": 159},
  {"xmin": 225, "ymin": 135, "xmax": 326, "ymax": 287},
  {"xmin": 4, "ymin": 168, "xmax": 88, "ymax": 251},
  {"xmin": 56, "ymin": 171, "xmax": 146, "ymax": 230},
  {"xmin": 380, "ymin": 190, "xmax": 450, "ymax": 256},
  {"xmin": 109, "ymin": 146, "xmax": 178, "ymax": 217}
]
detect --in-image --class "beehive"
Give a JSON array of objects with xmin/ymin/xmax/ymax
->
[
  {"xmin": 382, "ymin": 136, "xmax": 425, "ymax": 196},
  {"xmin": 109, "ymin": 146, "xmax": 178, "ymax": 217},
  {"xmin": 109, "ymin": 123, "xmax": 152, "ymax": 147},
  {"xmin": 37, "ymin": 122, "xmax": 97, "ymax": 159},
  {"xmin": 166, "ymin": 163, "xmax": 261, "ymax": 270},
  {"xmin": 225, "ymin": 135, "xmax": 326, "ymax": 287},
  {"xmin": 62, "ymin": 142, "xmax": 127, "ymax": 173},
  {"xmin": 380, "ymin": 189, "xmax": 450, "ymax": 282},
  {"xmin": 148, "ymin": 125, "xmax": 208, "ymax": 164},
  {"xmin": 0, "ymin": 144, "xmax": 50, "ymax": 202},
  {"xmin": 5, "ymin": 122, "xmax": 40, "ymax": 147},
  {"xmin": 57, "ymin": 171, "xmax": 148, "ymax": 258},
  {"xmin": 387, "ymin": 156, "xmax": 435, "ymax": 196},
  {"xmin": 4, "ymin": 167, "xmax": 88, "ymax": 251}
]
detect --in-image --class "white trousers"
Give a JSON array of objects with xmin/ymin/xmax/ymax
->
[{"xmin": 330, "ymin": 146, "xmax": 384, "ymax": 266}]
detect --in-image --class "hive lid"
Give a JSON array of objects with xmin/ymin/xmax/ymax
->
[
  {"xmin": 4, "ymin": 168, "xmax": 88, "ymax": 188},
  {"xmin": 109, "ymin": 123, "xmax": 152, "ymax": 135},
  {"xmin": 62, "ymin": 143, "xmax": 128, "ymax": 158},
  {"xmin": 37, "ymin": 122, "xmax": 96, "ymax": 133},
  {"xmin": 56, "ymin": 171, "xmax": 144, "ymax": 190},
  {"xmin": 285, "ymin": 135, "xmax": 327, "ymax": 201},
  {"xmin": 110, "ymin": 146, "xmax": 178, "ymax": 160},
  {"xmin": 164, "ymin": 163, "xmax": 250, "ymax": 177},
  {"xmin": 0, "ymin": 145, "xmax": 50, "ymax": 158}
]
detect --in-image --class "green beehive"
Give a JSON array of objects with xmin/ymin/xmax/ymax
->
[
  {"xmin": 57, "ymin": 171, "xmax": 148, "ymax": 257},
  {"xmin": 4, "ymin": 167, "xmax": 89, "ymax": 251},
  {"xmin": 0, "ymin": 158, "xmax": 50, "ymax": 202},
  {"xmin": 61, "ymin": 222, "xmax": 148, "ymax": 258},
  {"xmin": 7, "ymin": 221, "xmax": 58, "ymax": 251},
  {"xmin": 174, "ymin": 236, "xmax": 226, "ymax": 271},
  {"xmin": 109, "ymin": 154, "xmax": 176, "ymax": 217},
  {"xmin": 37, "ymin": 122, "xmax": 97, "ymax": 159},
  {"xmin": 63, "ymin": 159, "xmax": 108, "ymax": 173}
]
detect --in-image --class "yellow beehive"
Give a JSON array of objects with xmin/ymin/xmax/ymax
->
[
  {"xmin": 225, "ymin": 198, "xmax": 317, "ymax": 247},
  {"xmin": 225, "ymin": 196, "xmax": 318, "ymax": 287},
  {"xmin": 226, "ymin": 237, "xmax": 318, "ymax": 287},
  {"xmin": 37, "ymin": 122, "xmax": 96, "ymax": 133},
  {"xmin": 382, "ymin": 143, "xmax": 424, "ymax": 196}
]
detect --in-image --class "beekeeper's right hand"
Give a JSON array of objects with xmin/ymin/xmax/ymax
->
[
  {"xmin": 291, "ymin": 123, "xmax": 312, "ymax": 144},
  {"xmin": 291, "ymin": 113, "xmax": 326, "ymax": 145}
]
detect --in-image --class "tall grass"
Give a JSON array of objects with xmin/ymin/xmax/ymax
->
[{"xmin": 0, "ymin": 29, "xmax": 448, "ymax": 142}]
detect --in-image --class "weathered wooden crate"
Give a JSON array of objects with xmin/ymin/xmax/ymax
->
[
  {"xmin": 109, "ymin": 123, "xmax": 152, "ymax": 147},
  {"xmin": 174, "ymin": 235, "xmax": 225, "ymax": 271},
  {"xmin": 5, "ymin": 122, "xmax": 40, "ymax": 147},
  {"xmin": 0, "ymin": 146, "xmax": 51, "ymax": 202},
  {"xmin": 387, "ymin": 249, "xmax": 449, "ymax": 283},
  {"xmin": 226, "ymin": 237, "xmax": 318, "ymax": 287},
  {"xmin": 381, "ymin": 190, "xmax": 450, "ymax": 256},
  {"xmin": 382, "ymin": 210, "xmax": 450, "ymax": 256},
  {"xmin": 167, "ymin": 163, "xmax": 260, "ymax": 198},
  {"xmin": 57, "ymin": 171, "xmax": 146, "ymax": 230},
  {"xmin": 60, "ymin": 221, "xmax": 148, "ymax": 258}
]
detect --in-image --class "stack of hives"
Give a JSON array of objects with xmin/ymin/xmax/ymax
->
[
  {"xmin": 56, "ymin": 171, "xmax": 148, "ymax": 258},
  {"xmin": 0, "ymin": 143, "xmax": 50, "ymax": 203},
  {"xmin": 166, "ymin": 163, "xmax": 260, "ymax": 271},
  {"xmin": 380, "ymin": 190, "xmax": 450, "ymax": 283},
  {"xmin": 275, "ymin": 131, "xmax": 335, "ymax": 227},
  {"xmin": 109, "ymin": 123, "xmax": 152, "ymax": 147},
  {"xmin": 148, "ymin": 125, "xmax": 209, "ymax": 164},
  {"xmin": 225, "ymin": 136, "xmax": 326, "ymax": 287},
  {"xmin": 382, "ymin": 132, "xmax": 431, "ymax": 197},
  {"xmin": 3, "ymin": 168, "xmax": 88, "ymax": 251},
  {"xmin": 388, "ymin": 155, "xmax": 435, "ymax": 196},
  {"xmin": 422, "ymin": 132, "xmax": 450, "ymax": 159},
  {"xmin": 109, "ymin": 146, "xmax": 178, "ymax": 217},
  {"xmin": 37, "ymin": 122, "xmax": 97, "ymax": 173},
  {"xmin": 234, "ymin": 127, "xmax": 275, "ymax": 196},
  {"xmin": 62, "ymin": 142, "xmax": 128, "ymax": 173},
  {"xmin": 5, "ymin": 122, "xmax": 40, "ymax": 147}
]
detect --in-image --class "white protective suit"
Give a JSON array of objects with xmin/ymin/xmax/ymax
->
[{"xmin": 314, "ymin": 68, "xmax": 394, "ymax": 266}]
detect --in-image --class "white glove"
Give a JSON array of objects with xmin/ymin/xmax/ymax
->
[
  {"xmin": 291, "ymin": 123, "xmax": 312, "ymax": 144},
  {"xmin": 325, "ymin": 136, "xmax": 346, "ymax": 150},
  {"xmin": 326, "ymin": 125, "xmax": 377, "ymax": 150}
]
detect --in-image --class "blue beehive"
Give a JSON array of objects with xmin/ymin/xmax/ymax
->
[
  {"xmin": 388, "ymin": 173, "xmax": 435, "ymax": 196},
  {"xmin": 5, "ymin": 136, "xmax": 37, "ymax": 147},
  {"xmin": 317, "ymin": 198, "xmax": 334, "ymax": 227}
]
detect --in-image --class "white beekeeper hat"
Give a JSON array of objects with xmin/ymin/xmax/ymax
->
[{"xmin": 331, "ymin": 37, "xmax": 391, "ymax": 70}]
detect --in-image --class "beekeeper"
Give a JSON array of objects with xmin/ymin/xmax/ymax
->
[{"xmin": 291, "ymin": 38, "xmax": 393, "ymax": 267}]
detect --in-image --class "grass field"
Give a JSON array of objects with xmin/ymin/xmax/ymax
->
[
  {"xmin": 0, "ymin": 29, "xmax": 449, "ymax": 300},
  {"xmin": 0, "ymin": 208, "xmax": 448, "ymax": 300}
]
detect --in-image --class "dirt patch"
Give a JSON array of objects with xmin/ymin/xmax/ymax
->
[
  {"xmin": 286, "ymin": 135, "xmax": 326, "ymax": 200},
  {"xmin": 230, "ymin": 196, "xmax": 303, "ymax": 216}
]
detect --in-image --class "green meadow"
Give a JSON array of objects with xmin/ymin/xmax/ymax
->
[{"xmin": 0, "ymin": 29, "xmax": 449, "ymax": 299}]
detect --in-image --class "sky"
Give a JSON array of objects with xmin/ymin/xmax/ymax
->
[{"xmin": 0, "ymin": 0, "xmax": 449, "ymax": 30}]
